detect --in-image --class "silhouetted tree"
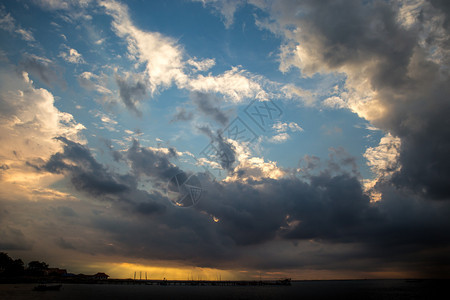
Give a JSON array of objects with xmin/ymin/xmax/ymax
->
[
  {"xmin": 0, "ymin": 252, "xmax": 13, "ymax": 275},
  {"xmin": 9, "ymin": 259, "xmax": 24, "ymax": 276},
  {"xmin": 27, "ymin": 260, "xmax": 48, "ymax": 276},
  {"xmin": 0, "ymin": 252, "xmax": 24, "ymax": 277}
]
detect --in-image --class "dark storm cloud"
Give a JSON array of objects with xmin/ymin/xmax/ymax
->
[
  {"xmin": 431, "ymin": 0, "xmax": 450, "ymax": 29},
  {"xmin": 54, "ymin": 206, "xmax": 78, "ymax": 218},
  {"xmin": 115, "ymin": 75, "xmax": 147, "ymax": 116},
  {"xmin": 263, "ymin": 0, "xmax": 450, "ymax": 199},
  {"xmin": 82, "ymin": 161, "xmax": 450, "ymax": 275},
  {"xmin": 200, "ymin": 171, "xmax": 449, "ymax": 275},
  {"xmin": 191, "ymin": 92, "xmax": 230, "ymax": 125},
  {"xmin": 112, "ymin": 150, "xmax": 123, "ymax": 162},
  {"xmin": 126, "ymin": 139, "xmax": 181, "ymax": 182},
  {"xmin": 6, "ymin": 0, "xmax": 448, "ymax": 278},
  {"xmin": 197, "ymin": 125, "xmax": 236, "ymax": 170},
  {"xmin": 44, "ymin": 137, "xmax": 130, "ymax": 197},
  {"xmin": 37, "ymin": 136, "xmax": 450, "ymax": 275},
  {"xmin": 192, "ymin": 166, "xmax": 377, "ymax": 248},
  {"xmin": 43, "ymin": 137, "xmax": 166, "ymax": 214},
  {"xmin": 55, "ymin": 237, "xmax": 76, "ymax": 250},
  {"xmin": 18, "ymin": 54, "xmax": 65, "ymax": 87},
  {"xmin": 0, "ymin": 226, "xmax": 33, "ymax": 250},
  {"xmin": 101, "ymin": 138, "xmax": 124, "ymax": 162}
]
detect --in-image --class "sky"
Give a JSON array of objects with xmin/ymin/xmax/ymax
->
[{"xmin": 0, "ymin": 0, "xmax": 449, "ymax": 280}]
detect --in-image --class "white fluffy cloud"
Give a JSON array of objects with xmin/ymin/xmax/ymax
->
[
  {"xmin": 187, "ymin": 67, "xmax": 267, "ymax": 102},
  {"xmin": 363, "ymin": 133, "xmax": 401, "ymax": 186},
  {"xmin": 59, "ymin": 47, "xmax": 85, "ymax": 64},
  {"xmin": 268, "ymin": 121, "xmax": 303, "ymax": 143},
  {"xmin": 100, "ymin": 0, "xmax": 187, "ymax": 94},
  {"xmin": 281, "ymin": 84, "xmax": 316, "ymax": 106},
  {"xmin": 251, "ymin": 0, "xmax": 450, "ymax": 199},
  {"xmin": 224, "ymin": 140, "xmax": 285, "ymax": 182},
  {"xmin": 187, "ymin": 57, "xmax": 216, "ymax": 72},
  {"xmin": 0, "ymin": 67, "xmax": 85, "ymax": 200},
  {"xmin": 100, "ymin": 0, "xmax": 269, "ymax": 103},
  {"xmin": 322, "ymin": 96, "xmax": 347, "ymax": 109}
]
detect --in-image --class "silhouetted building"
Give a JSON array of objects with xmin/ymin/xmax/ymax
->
[
  {"xmin": 92, "ymin": 272, "xmax": 109, "ymax": 280},
  {"xmin": 46, "ymin": 268, "xmax": 67, "ymax": 276}
]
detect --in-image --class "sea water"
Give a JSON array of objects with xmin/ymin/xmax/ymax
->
[{"xmin": 0, "ymin": 279, "xmax": 447, "ymax": 300}]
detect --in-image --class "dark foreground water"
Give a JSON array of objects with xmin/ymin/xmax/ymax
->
[{"xmin": 0, "ymin": 280, "xmax": 447, "ymax": 300}]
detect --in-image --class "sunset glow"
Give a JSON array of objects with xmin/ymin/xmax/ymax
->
[{"xmin": 0, "ymin": 0, "xmax": 449, "ymax": 281}]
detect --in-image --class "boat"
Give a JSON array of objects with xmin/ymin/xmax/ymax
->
[
  {"xmin": 33, "ymin": 284, "xmax": 62, "ymax": 291},
  {"xmin": 276, "ymin": 278, "xmax": 292, "ymax": 286}
]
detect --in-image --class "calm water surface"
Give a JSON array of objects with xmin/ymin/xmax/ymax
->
[{"xmin": 0, "ymin": 280, "xmax": 447, "ymax": 300}]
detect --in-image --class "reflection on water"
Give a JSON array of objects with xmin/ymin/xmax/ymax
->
[{"xmin": 0, "ymin": 280, "xmax": 447, "ymax": 300}]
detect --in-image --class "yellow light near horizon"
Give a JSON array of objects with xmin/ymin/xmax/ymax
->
[{"xmin": 93, "ymin": 262, "xmax": 240, "ymax": 281}]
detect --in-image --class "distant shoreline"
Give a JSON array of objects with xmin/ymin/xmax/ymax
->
[{"xmin": 1, "ymin": 277, "xmax": 446, "ymax": 286}]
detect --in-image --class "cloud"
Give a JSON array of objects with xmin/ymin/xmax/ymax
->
[
  {"xmin": 254, "ymin": 0, "xmax": 450, "ymax": 199},
  {"xmin": 3, "ymin": 0, "xmax": 449, "ymax": 277},
  {"xmin": 200, "ymin": 155, "xmax": 449, "ymax": 272},
  {"xmin": 171, "ymin": 107, "xmax": 194, "ymax": 122},
  {"xmin": 18, "ymin": 54, "xmax": 64, "ymax": 87},
  {"xmin": 92, "ymin": 110, "xmax": 118, "ymax": 132},
  {"xmin": 194, "ymin": 0, "xmax": 242, "ymax": 28},
  {"xmin": 0, "ymin": 226, "xmax": 33, "ymax": 250},
  {"xmin": 0, "ymin": 9, "xmax": 15, "ymax": 32},
  {"xmin": 268, "ymin": 121, "xmax": 303, "ymax": 143},
  {"xmin": 42, "ymin": 137, "xmax": 167, "ymax": 214},
  {"xmin": 42, "ymin": 137, "xmax": 182, "ymax": 198},
  {"xmin": 198, "ymin": 125, "xmax": 236, "ymax": 171},
  {"xmin": 281, "ymin": 84, "xmax": 316, "ymax": 106},
  {"xmin": 187, "ymin": 67, "xmax": 267, "ymax": 103},
  {"xmin": 268, "ymin": 132, "xmax": 290, "ymax": 143},
  {"xmin": 191, "ymin": 92, "xmax": 230, "ymax": 125},
  {"xmin": 15, "ymin": 28, "xmax": 35, "ymax": 41},
  {"xmin": 32, "ymin": 0, "xmax": 72, "ymax": 10},
  {"xmin": 59, "ymin": 46, "xmax": 85, "ymax": 64},
  {"xmin": 100, "ymin": 0, "xmax": 269, "ymax": 107},
  {"xmin": 363, "ymin": 133, "xmax": 401, "ymax": 196},
  {"xmin": 273, "ymin": 121, "xmax": 303, "ymax": 133},
  {"xmin": 55, "ymin": 237, "xmax": 76, "ymax": 250},
  {"xmin": 0, "ymin": 7, "xmax": 35, "ymax": 42},
  {"xmin": 187, "ymin": 57, "xmax": 215, "ymax": 72},
  {"xmin": 100, "ymin": 0, "xmax": 186, "ymax": 95},
  {"xmin": 32, "ymin": 0, "xmax": 93, "ymax": 11},
  {"xmin": 224, "ymin": 141, "xmax": 285, "ymax": 182},
  {"xmin": 322, "ymin": 96, "xmax": 347, "ymax": 109},
  {"xmin": 78, "ymin": 71, "xmax": 112, "ymax": 94},
  {"xmin": 115, "ymin": 74, "xmax": 147, "ymax": 116},
  {"xmin": 44, "ymin": 137, "xmax": 130, "ymax": 196},
  {"xmin": 0, "ymin": 65, "xmax": 84, "ymax": 202},
  {"xmin": 126, "ymin": 139, "xmax": 181, "ymax": 183},
  {"xmin": 29, "ymin": 131, "xmax": 450, "ymax": 276},
  {"xmin": 41, "ymin": 140, "xmax": 365, "ymax": 257}
]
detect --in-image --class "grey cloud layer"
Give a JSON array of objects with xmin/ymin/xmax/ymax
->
[
  {"xmin": 2, "ymin": 0, "xmax": 449, "ymax": 279},
  {"xmin": 18, "ymin": 54, "xmax": 65, "ymax": 87},
  {"xmin": 256, "ymin": 0, "xmax": 450, "ymax": 200},
  {"xmin": 43, "ymin": 137, "xmax": 167, "ymax": 214},
  {"xmin": 197, "ymin": 125, "xmax": 236, "ymax": 170},
  {"xmin": 191, "ymin": 92, "xmax": 230, "ymax": 126},
  {"xmin": 37, "ymin": 137, "xmax": 450, "ymax": 276},
  {"xmin": 115, "ymin": 75, "xmax": 147, "ymax": 116}
]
